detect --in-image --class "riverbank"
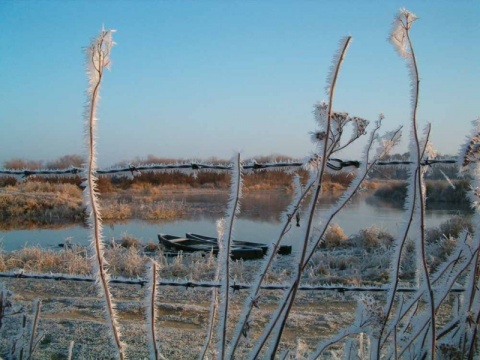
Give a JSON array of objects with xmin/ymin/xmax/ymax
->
[
  {"xmin": 1, "ymin": 178, "xmax": 469, "ymax": 229},
  {"xmin": 0, "ymin": 179, "xmax": 351, "ymax": 229}
]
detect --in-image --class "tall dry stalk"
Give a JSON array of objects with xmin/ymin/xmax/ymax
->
[
  {"xmin": 216, "ymin": 153, "xmax": 243, "ymax": 359},
  {"xmin": 145, "ymin": 260, "xmax": 162, "ymax": 359},
  {"xmin": 26, "ymin": 299, "xmax": 41, "ymax": 360},
  {"xmin": 83, "ymin": 28, "xmax": 124, "ymax": 359},
  {"xmin": 250, "ymin": 36, "xmax": 352, "ymax": 359},
  {"xmin": 227, "ymin": 172, "xmax": 315, "ymax": 359},
  {"xmin": 200, "ymin": 219, "xmax": 224, "ymax": 359},
  {"xmin": 384, "ymin": 8, "xmax": 436, "ymax": 356}
]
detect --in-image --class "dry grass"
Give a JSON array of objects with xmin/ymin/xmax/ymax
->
[
  {"xmin": 0, "ymin": 181, "xmax": 187, "ymax": 225},
  {"xmin": 0, "ymin": 182, "xmax": 84, "ymax": 225},
  {"xmin": 101, "ymin": 198, "xmax": 186, "ymax": 220},
  {"xmin": 0, "ymin": 243, "xmax": 248, "ymax": 282},
  {"xmin": 321, "ymin": 223, "xmax": 348, "ymax": 249},
  {"xmin": 426, "ymin": 215, "xmax": 473, "ymax": 243},
  {"xmin": 0, "ymin": 246, "xmax": 91, "ymax": 275}
]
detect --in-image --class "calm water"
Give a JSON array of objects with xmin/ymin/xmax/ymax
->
[{"xmin": 0, "ymin": 192, "xmax": 471, "ymax": 252}]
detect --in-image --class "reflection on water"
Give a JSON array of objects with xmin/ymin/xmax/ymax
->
[{"xmin": 0, "ymin": 192, "xmax": 472, "ymax": 252}]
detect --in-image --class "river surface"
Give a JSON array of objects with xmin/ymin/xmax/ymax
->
[{"xmin": 0, "ymin": 192, "xmax": 472, "ymax": 252}]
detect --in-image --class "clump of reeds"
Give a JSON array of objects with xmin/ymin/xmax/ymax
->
[
  {"xmin": 0, "ymin": 191, "xmax": 84, "ymax": 225},
  {"xmin": 0, "ymin": 246, "xmax": 91, "ymax": 275},
  {"xmin": 103, "ymin": 246, "xmax": 147, "ymax": 278},
  {"xmin": 321, "ymin": 223, "xmax": 348, "ymax": 249},
  {"xmin": 352, "ymin": 226, "xmax": 395, "ymax": 251}
]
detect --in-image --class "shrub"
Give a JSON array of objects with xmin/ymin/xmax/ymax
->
[
  {"xmin": 351, "ymin": 225, "xmax": 395, "ymax": 252},
  {"xmin": 426, "ymin": 215, "xmax": 473, "ymax": 243},
  {"xmin": 320, "ymin": 223, "xmax": 348, "ymax": 249}
]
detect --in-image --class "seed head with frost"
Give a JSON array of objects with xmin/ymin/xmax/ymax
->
[
  {"xmin": 375, "ymin": 127, "xmax": 402, "ymax": 158},
  {"xmin": 389, "ymin": 8, "xmax": 418, "ymax": 58}
]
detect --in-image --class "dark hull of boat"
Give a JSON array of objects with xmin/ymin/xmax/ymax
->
[
  {"xmin": 186, "ymin": 233, "xmax": 292, "ymax": 256},
  {"xmin": 157, "ymin": 234, "xmax": 264, "ymax": 260}
]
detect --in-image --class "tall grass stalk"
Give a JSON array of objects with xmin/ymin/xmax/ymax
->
[
  {"xmin": 226, "ymin": 173, "xmax": 315, "ymax": 359},
  {"xmin": 83, "ymin": 28, "xmax": 124, "ymax": 359},
  {"xmin": 200, "ymin": 219, "xmax": 224, "ymax": 359},
  {"xmin": 67, "ymin": 341, "xmax": 74, "ymax": 360},
  {"xmin": 27, "ymin": 299, "xmax": 41, "ymax": 360},
  {"xmin": 248, "ymin": 36, "xmax": 352, "ymax": 358},
  {"xmin": 217, "ymin": 153, "xmax": 242, "ymax": 359},
  {"xmin": 145, "ymin": 260, "xmax": 162, "ymax": 359},
  {"xmin": 300, "ymin": 121, "xmax": 402, "ymax": 358},
  {"xmin": 378, "ymin": 9, "xmax": 436, "ymax": 357},
  {"xmin": 271, "ymin": 36, "xmax": 352, "ymax": 357},
  {"xmin": 247, "ymin": 38, "xmax": 402, "ymax": 359}
]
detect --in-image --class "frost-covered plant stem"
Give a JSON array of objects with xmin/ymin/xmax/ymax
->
[
  {"xmin": 407, "ymin": 27, "xmax": 436, "ymax": 358},
  {"xmin": 253, "ymin": 37, "xmax": 352, "ymax": 358},
  {"xmin": 227, "ymin": 174, "xmax": 316, "ymax": 359},
  {"xmin": 200, "ymin": 221, "xmax": 223, "ymax": 359},
  {"xmin": 26, "ymin": 299, "xmax": 41, "ymax": 360},
  {"xmin": 306, "ymin": 122, "xmax": 401, "ymax": 358},
  {"xmin": 200, "ymin": 277, "xmax": 219, "ymax": 359},
  {"xmin": 146, "ymin": 260, "xmax": 161, "ymax": 359},
  {"xmin": 387, "ymin": 9, "xmax": 436, "ymax": 357},
  {"xmin": 217, "ymin": 154, "xmax": 242, "ymax": 359},
  {"xmin": 68, "ymin": 341, "xmax": 74, "ymax": 360},
  {"xmin": 83, "ymin": 28, "xmax": 124, "ymax": 359}
]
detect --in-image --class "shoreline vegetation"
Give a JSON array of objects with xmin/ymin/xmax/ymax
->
[
  {"xmin": 0, "ymin": 155, "xmax": 471, "ymax": 227},
  {"xmin": 0, "ymin": 216, "xmax": 472, "ymax": 285}
]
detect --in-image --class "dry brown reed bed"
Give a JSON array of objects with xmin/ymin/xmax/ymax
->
[
  {"xmin": 0, "ymin": 181, "xmax": 187, "ymax": 226},
  {"xmin": 0, "ymin": 177, "xmax": 351, "ymax": 228}
]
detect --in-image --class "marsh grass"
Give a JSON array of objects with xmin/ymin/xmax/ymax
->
[
  {"xmin": 0, "ymin": 244, "xmax": 253, "ymax": 281},
  {"xmin": 0, "ymin": 181, "xmax": 187, "ymax": 225},
  {"xmin": 0, "ymin": 184, "xmax": 84, "ymax": 224},
  {"xmin": 0, "ymin": 246, "xmax": 91, "ymax": 275}
]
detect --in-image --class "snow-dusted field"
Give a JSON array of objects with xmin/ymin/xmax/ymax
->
[{"xmin": 1, "ymin": 277, "xmax": 358, "ymax": 359}]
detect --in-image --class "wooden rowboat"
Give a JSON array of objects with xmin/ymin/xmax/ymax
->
[
  {"xmin": 186, "ymin": 233, "xmax": 292, "ymax": 255},
  {"xmin": 157, "ymin": 234, "xmax": 264, "ymax": 260}
]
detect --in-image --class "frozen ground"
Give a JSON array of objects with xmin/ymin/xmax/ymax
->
[{"xmin": 1, "ymin": 277, "xmax": 357, "ymax": 359}]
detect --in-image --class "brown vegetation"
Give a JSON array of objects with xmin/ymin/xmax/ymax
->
[
  {"xmin": 0, "ymin": 183, "xmax": 84, "ymax": 226},
  {"xmin": 2, "ymin": 154, "xmax": 356, "ymax": 194},
  {"xmin": 0, "ymin": 180, "xmax": 187, "ymax": 227}
]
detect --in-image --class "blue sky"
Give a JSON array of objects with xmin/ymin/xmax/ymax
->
[{"xmin": 1, "ymin": 1, "xmax": 479, "ymax": 167}]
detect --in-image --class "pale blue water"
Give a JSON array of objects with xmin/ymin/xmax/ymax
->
[{"xmin": 0, "ymin": 192, "xmax": 471, "ymax": 252}]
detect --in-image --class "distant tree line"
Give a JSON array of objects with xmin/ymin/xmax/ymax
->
[{"xmin": 1, "ymin": 153, "xmax": 460, "ymax": 191}]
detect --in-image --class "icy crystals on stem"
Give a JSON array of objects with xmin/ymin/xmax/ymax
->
[{"xmin": 389, "ymin": 8, "xmax": 418, "ymax": 58}]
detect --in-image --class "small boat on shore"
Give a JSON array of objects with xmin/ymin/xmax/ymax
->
[
  {"xmin": 186, "ymin": 233, "xmax": 292, "ymax": 255},
  {"xmin": 157, "ymin": 234, "xmax": 264, "ymax": 260}
]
